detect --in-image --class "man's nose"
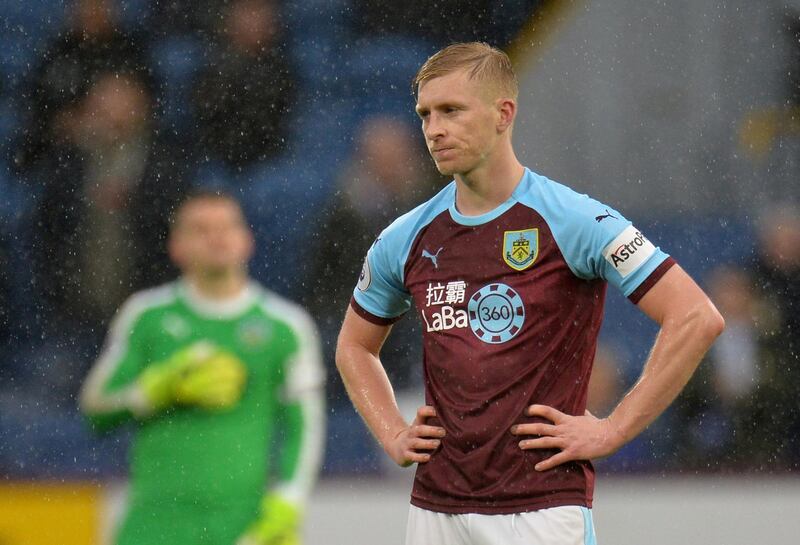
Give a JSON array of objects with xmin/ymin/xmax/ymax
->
[{"xmin": 424, "ymin": 113, "xmax": 446, "ymax": 140}]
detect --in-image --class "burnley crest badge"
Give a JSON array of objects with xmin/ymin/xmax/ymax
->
[{"xmin": 503, "ymin": 228, "xmax": 538, "ymax": 271}]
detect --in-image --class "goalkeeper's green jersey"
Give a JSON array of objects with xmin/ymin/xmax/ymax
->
[{"xmin": 81, "ymin": 279, "xmax": 325, "ymax": 510}]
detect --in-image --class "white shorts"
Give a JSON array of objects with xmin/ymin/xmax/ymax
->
[{"xmin": 405, "ymin": 504, "xmax": 597, "ymax": 545}]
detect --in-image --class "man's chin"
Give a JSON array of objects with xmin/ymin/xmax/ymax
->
[
  {"xmin": 197, "ymin": 263, "xmax": 242, "ymax": 277},
  {"xmin": 434, "ymin": 161, "xmax": 456, "ymax": 176}
]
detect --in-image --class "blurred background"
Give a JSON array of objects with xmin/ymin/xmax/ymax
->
[{"xmin": 0, "ymin": 0, "xmax": 798, "ymax": 543}]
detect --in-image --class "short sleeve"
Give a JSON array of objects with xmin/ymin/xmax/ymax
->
[
  {"xmin": 79, "ymin": 291, "xmax": 161, "ymax": 422},
  {"xmin": 600, "ymin": 225, "xmax": 674, "ymax": 299},
  {"xmin": 523, "ymin": 176, "xmax": 674, "ymax": 301},
  {"xmin": 282, "ymin": 311, "xmax": 325, "ymax": 400},
  {"xmin": 581, "ymin": 210, "xmax": 673, "ymax": 298},
  {"xmin": 351, "ymin": 236, "xmax": 413, "ymax": 324}
]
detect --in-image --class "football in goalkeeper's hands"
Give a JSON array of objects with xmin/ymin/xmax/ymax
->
[
  {"xmin": 139, "ymin": 342, "xmax": 248, "ymax": 411},
  {"xmin": 174, "ymin": 350, "xmax": 248, "ymax": 410}
]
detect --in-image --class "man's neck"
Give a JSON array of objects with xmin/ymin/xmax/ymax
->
[
  {"xmin": 185, "ymin": 271, "xmax": 249, "ymax": 300},
  {"xmin": 454, "ymin": 152, "xmax": 525, "ymax": 217}
]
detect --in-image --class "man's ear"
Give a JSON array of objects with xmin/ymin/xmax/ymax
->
[
  {"xmin": 243, "ymin": 228, "xmax": 255, "ymax": 261},
  {"xmin": 496, "ymin": 98, "xmax": 517, "ymax": 133},
  {"xmin": 167, "ymin": 233, "xmax": 184, "ymax": 269}
]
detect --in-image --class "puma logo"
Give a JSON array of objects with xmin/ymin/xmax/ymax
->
[
  {"xmin": 422, "ymin": 247, "xmax": 443, "ymax": 269},
  {"xmin": 595, "ymin": 209, "xmax": 618, "ymax": 223}
]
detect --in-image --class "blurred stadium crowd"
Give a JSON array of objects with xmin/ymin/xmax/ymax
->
[{"xmin": 0, "ymin": 0, "xmax": 798, "ymax": 481}]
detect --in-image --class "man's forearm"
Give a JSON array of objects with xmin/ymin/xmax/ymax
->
[
  {"xmin": 335, "ymin": 342, "xmax": 407, "ymax": 450},
  {"xmin": 607, "ymin": 301, "xmax": 724, "ymax": 444},
  {"xmin": 514, "ymin": 265, "xmax": 724, "ymax": 469}
]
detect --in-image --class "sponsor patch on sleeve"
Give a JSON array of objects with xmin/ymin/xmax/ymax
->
[
  {"xmin": 602, "ymin": 225, "xmax": 656, "ymax": 278},
  {"xmin": 356, "ymin": 256, "xmax": 372, "ymax": 291}
]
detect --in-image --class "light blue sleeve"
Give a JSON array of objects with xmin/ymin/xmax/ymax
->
[
  {"xmin": 520, "ymin": 173, "xmax": 670, "ymax": 297},
  {"xmin": 351, "ymin": 183, "xmax": 455, "ymax": 320},
  {"xmin": 352, "ymin": 234, "xmax": 413, "ymax": 320}
]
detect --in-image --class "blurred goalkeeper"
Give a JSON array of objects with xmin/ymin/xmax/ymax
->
[{"xmin": 80, "ymin": 190, "xmax": 325, "ymax": 545}]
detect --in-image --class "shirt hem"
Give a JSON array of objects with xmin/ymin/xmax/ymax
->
[
  {"xmin": 409, "ymin": 494, "xmax": 592, "ymax": 515},
  {"xmin": 349, "ymin": 297, "xmax": 403, "ymax": 325},
  {"xmin": 628, "ymin": 256, "xmax": 677, "ymax": 304}
]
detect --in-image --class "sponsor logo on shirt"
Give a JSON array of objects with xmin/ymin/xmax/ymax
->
[
  {"xmin": 424, "ymin": 280, "xmax": 466, "ymax": 307},
  {"xmin": 502, "ymin": 228, "xmax": 539, "ymax": 271},
  {"xmin": 421, "ymin": 280, "xmax": 468, "ymax": 332},
  {"xmin": 420, "ymin": 281, "xmax": 527, "ymax": 343},
  {"xmin": 421, "ymin": 247, "xmax": 443, "ymax": 269},
  {"xmin": 467, "ymin": 283, "xmax": 525, "ymax": 344},
  {"xmin": 595, "ymin": 209, "xmax": 618, "ymax": 223},
  {"xmin": 421, "ymin": 305, "xmax": 468, "ymax": 332},
  {"xmin": 602, "ymin": 225, "xmax": 656, "ymax": 278}
]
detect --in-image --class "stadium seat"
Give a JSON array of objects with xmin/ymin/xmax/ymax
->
[
  {"xmin": 340, "ymin": 35, "xmax": 435, "ymax": 117},
  {"xmin": 149, "ymin": 35, "xmax": 207, "ymax": 130},
  {"xmin": 0, "ymin": 1, "xmax": 66, "ymax": 90}
]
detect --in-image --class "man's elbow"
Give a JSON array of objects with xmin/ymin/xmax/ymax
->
[
  {"xmin": 697, "ymin": 301, "xmax": 725, "ymax": 343},
  {"xmin": 334, "ymin": 338, "xmax": 350, "ymax": 374},
  {"xmin": 334, "ymin": 342, "xmax": 360, "ymax": 376}
]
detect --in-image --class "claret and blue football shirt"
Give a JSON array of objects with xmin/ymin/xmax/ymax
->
[{"xmin": 351, "ymin": 168, "xmax": 675, "ymax": 514}]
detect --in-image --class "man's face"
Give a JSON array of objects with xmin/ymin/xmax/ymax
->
[
  {"xmin": 415, "ymin": 69, "xmax": 501, "ymax": 177},
  {"xmin": 169, "ymin": 199, "xmax": 254, "ymax": 276},
  {"xmin": 79, "ymin": 74, "xmax": 149, "ymax": 145}
]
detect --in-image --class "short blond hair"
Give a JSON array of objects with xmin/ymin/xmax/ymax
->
[{"xmin": 413, "ymin": 42, "xmax": 518, "ymax": 100}]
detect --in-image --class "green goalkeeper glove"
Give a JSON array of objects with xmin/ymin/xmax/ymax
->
[
  {"xmin": 237, "ymin": 494, "xmax": 302, "ymax": 545},
  {"xmin": 138, "ymin": 341, "xmax": 247, "ymax": 412}
]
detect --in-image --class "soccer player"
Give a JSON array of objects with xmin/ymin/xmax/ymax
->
[
  {"xmin": 336, "ymin": 42, "xmax": 724, "ymax": 544},
  {"xmin": 80, "ymin": 190, "xmax": 325, "ymax": 545}
]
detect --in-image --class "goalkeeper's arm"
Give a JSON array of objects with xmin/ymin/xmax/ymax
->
[
  {"xmin": 237, "ymin": 387, "xmax": 326, "ymax": 545},
  {"xmin": 79, "ymin": 296, "xmax": 155, "ymax": 431},
  {"xmin": 80, "ymin": 295, "xmax": 248, "ymax": 431},
  {"xmin": 81, "ymin": 340, "xmax": 247, "ymax": 429},
  {"xmin": 238, "ymin": 314, "xmax": 326, "ymax": 545}
]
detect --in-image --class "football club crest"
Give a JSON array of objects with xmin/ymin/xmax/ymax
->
[
  {"xmin": 162, "ymin": 314, "xmax": 191, "ymax": 339},
  {"xmin": 237, "ymin": 319, "xmax": 272, "ymax": 350},
  {"xmin": 503, "ymin": 228, "xmax": 538, "ymax": 271}
]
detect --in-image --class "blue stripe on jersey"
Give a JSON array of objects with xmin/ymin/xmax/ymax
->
[
  {"xmin": 352, "ymin": 182, "xmax": 455, "ymax": 320},
  {"xmin": 514, "ymin": 169, "xmax": 670, "ymax": 297},
  {"xmin": 582, "ymin": 507, "xmax": 598, "ymax": 545}
]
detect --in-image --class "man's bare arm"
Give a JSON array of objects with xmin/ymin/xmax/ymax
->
[
  {"xmin": 512, "ymin": 264, "xmax": 725, "ymax": 470},
  {"xmin": 336, "ymin": 306, "xmax": 445, "ymax": 466}
]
